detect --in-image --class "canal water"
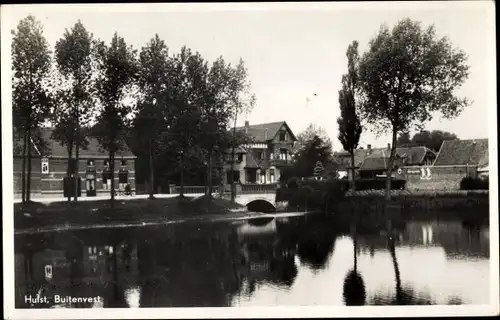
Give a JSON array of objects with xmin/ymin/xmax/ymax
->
[{"xmin": 14, "ymin": 212, "xmax": 490, "ymax": 308}]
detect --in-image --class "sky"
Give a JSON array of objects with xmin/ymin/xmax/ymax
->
[{"xmin": 1, "ymin": 1, "xmax": 496, "ymax": 151}]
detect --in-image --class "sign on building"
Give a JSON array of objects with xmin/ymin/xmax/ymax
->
[
  {"xmin": 41, "ymin": 158, "xmax": 49, "ymax": 174},
  {"xmin": 44, "ymin": 264, "xmax": 53, "ymax": 281}
]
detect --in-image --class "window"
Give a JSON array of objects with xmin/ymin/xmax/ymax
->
[
  {"xmin": 260, "ymin": 170, "xmax": 266, "ymax": 184},
  {"xmin": 118, "ymin": 171, "xmax": 128, "ymax": 184},
  {"xmin": 270, "ymin": 153, "xmax": 274, "ymax": 160},
  {"xmin": 87, "ymin": 159, "xmax": 95, "ymax": 166},
  {"xmin": 104, "ymin": 160, "xmax": 110, "ymax": 167},
  {"xmin": 257, "ymin": 151, "xmax": 264, "ymax": 160},
  {"xmin": 121, "ymin": 159, "xmax": 127, "ymax": 166},
  {"xmin": 246, "ymin": 169, "xmax": 257, "ymax": 183},
  {"xmin": 279, "ymin": 131, "xmax": 286, "ymax": 141},
  {"xmin": 270, "ymin": 169, "xmax": 275, "ymax": 183},
  {"xmin": 280, "ymin": 149, "xmax": 287, "ymax": 160},
  {"xmin": 237, "ymin": 154, "xmax": 243, "ymax": 162},
  {"xmin": 102, "ymin": 170, "xmax": 112, "ymax": 190}
]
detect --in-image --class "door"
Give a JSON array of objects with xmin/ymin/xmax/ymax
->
[{"xmin": 86, "ymin": 173, "xmax": 96, "ymax": 197}]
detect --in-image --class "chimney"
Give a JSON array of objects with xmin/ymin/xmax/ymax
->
[
  {"xmin": 244, "ymin": 121, "xmax": 249, "ymax": 134},
  {"xmin": 264, "ymin": 128, "xmax": 268, "ymax": 140}
]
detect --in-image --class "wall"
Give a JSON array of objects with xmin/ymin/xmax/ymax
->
[
  {"xmin": 13, "ymin": 156, "xmax": 136, "ymax": 198},
  {"xmin": 401, "ymin": 165, "xmax": 477, "ymax": 191}
]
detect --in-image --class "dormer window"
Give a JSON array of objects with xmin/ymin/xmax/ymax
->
[{"xmin": 237, "ymin": 154, "xmax": 243, "ymax": 161}]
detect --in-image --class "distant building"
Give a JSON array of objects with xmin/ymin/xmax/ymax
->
[
  {"xmin": 13, "ymin": 128, "xmax": 136, "ymax": 199},
  {"xmin": 335, "ymin": 144, "xmax": 436, "ymax": 179},
  {"xmin": 223, "ymin": 121, "xmax": 297, "ymax": 185}
]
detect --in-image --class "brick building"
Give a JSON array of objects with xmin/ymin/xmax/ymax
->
[
  {"xmin": 223, "ymin": 121, "xmax": 297, "ymax": 186},
  {"xmin": 402, "ymin": 138, "xmax": 488, "ymax": 190},
  {"xmin": 335, "ymin": 144, "xmax": 436, "ymax": 179},
  {"xmin": 13, "ymin": 128, "xmax": 136, "ymax": 199}
]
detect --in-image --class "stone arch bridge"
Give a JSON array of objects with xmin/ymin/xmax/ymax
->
[{"xmin": 173, "ymin": 184, "xmax": 279, "ymax": 211}]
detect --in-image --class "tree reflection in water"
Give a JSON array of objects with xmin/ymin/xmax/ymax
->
[
  {"xmin": 296, "ymin": 214, "xmax": 337, "ymax": 271},
  {"xmin": 370, "ymin": 222, "xmax": 436, "ymax": 306},
  {"xmin": 15, "ymin": 212, "xmax": 481, "ymax": 308},
  {"xmin": 342, "ymin": 222, "xmax": 366, "ymax": 306}
]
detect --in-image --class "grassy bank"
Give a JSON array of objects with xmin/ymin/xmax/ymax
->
[{"xmin": 14, "ymin": 195, "xmax": 246, "ymax": 231}]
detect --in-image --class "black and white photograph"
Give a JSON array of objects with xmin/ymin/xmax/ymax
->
[{"xmin": 2, "ymin": 2, "xmax": 498, "ymax": 319}]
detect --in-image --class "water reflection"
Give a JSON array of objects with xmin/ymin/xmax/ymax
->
[
  {"xmin": 342, "ymin": 224, "xmax": 366, "ymax": 306},
  {"xmin": 15, "ymin": 213, "xmax": 489, "ymax": 308}
]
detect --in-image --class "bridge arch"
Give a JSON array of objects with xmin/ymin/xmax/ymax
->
[{"xmin": 246, "ymin": 198, "xmax": 276, "ymax": 213}]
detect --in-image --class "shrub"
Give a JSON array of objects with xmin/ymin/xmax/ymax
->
[
  {"xmin": 276, "ymin": 179, "xmax": 346, "ymax": 212},
  {"xmin": 287, "ymin": 176, "xmax": 300, "ymax": 188},
  {"xmin": 354, "ymin": 178, "xmax": 406, "ymax": 190},
  {"xmin": 460, "ymin": 176, "xmax": 489, "ymax": 190}
]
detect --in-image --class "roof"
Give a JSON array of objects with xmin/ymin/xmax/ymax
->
[
  {"xmin": 14, "ymin": 128, "xmax": 135, "ymax": 158},
  {"xmin": 478, "ymin": 153, "xmax": 489, "ymax": 167},
  {"xmin": 394, "ymin": 146, "xmax": 435, "ymax": 165},
  {"xmin": 244, "ymin": 153, "xmax": 260, "ymax": 169},
  {"xmin": 359, "ymin": 156, "xmax": 405, "ymax": 171},
  {"xmin": 334, "ymin": 145, "xmax": 435, "ymax": 170},
  {"xmin": 235, "ymin": 121, "xmax": 297, "ymax": 143},
  {"xmin": 433, "ymin": 139, "xmax": 488, "ymax": 166},
  {"xmin": 359, "ymin": 157, "xmax": 388, "ymax": 171},
  {"xmin": 334, "ymin": 149, "xmax": 371, "ymax": 170}
]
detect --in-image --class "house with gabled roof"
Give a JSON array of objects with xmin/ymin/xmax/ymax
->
[
  {"xmin": 433, "ymin": 139, "xmax": 488, "ymax": 166},
  {"xmin": 223, "ymin": 121, "xmax": 297, "ymax": 185},
  {"xmin": 13, "ymin": 128, "xmax": 136, "ymax": 199},
  {"xmin": 433, "ymin": 138, "xmax": 489, "ymax": 177},
  {"xmin": 334, "ymin": 143, "xmax": 436, "ymax": 179}
]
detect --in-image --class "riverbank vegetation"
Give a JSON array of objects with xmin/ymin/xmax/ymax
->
[{"xmin": 276, "ymin": 178, "xmax": 489, "ymax": 223}]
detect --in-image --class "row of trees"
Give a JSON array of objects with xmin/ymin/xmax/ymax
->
[
  {"xmin": 12, "ymin": 15, "xmax": 255, "ymax": 204},
  {"xmin": 396, "ymin": 130, "xmax": 459, "ymax": 152},
  {"xmin": 337, "ymin": 18, "xmax": 470, "ymax": 199}
]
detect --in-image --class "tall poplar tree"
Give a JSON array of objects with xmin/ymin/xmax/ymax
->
[
  {"xmin": 337, "ymin": 41, "xmax": 362, "ymax": 191},
  {"xmin": 12, "ymin": 15, "xmax": 53, "ymax": 203}
]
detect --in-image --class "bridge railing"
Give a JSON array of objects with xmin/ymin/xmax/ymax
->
[
  {"xmin": 172, "ymin": 185, "xmax": 220, "ymax": 194},
  {"xmin": 240, "ymin": 183, "xmax": 277, "ymax": 194}
]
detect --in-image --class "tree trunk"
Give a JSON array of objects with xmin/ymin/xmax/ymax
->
[
  {"xmin": 21, "ymin": 127, "xmax": 28, "ymax": 203},
  {"xmin": 66, "ymin": 145, "xmax": 73, "ymax": 203},
  {"xmin": 26, "ymin": 126, "xmax": 32, "ymax": 202},
  {"xmin": 230, "ymin": 111, "xmax": 238, "ymax": 203},
  {"xmin": 74, "ymin": 120, "xmax": 80, "ymax": 202},
  {"xmin": 148, "ymin": 139, "xmax": 154, "ymax": 199},
  {"xmin": 350, "ymin": 151, "xmax": 356, "ymax": 191},
  {"xmin": 207, "ymin": 149, "xmax": 213, "ymax": 197},
  {"xmin": 74, "ymin": 138, "xmax": 80, "ymax": 202},
  {"xmin": 353, "ymin": 233, "xmax": 358, "ymax": 273},
  {"xmin": 179, "ymin": 151, "xmax": 184, "ymax": 197},
  {"xmin": 110, "ymin": 150, "xmax": 115, "ymax": 207},
  {"xmin": 385, "ymin": 129, "xmax": 398, "ymax": 201},
  {"xmin": 388, "ymin": 235, "xmax": 403, "ymax": 303}
]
